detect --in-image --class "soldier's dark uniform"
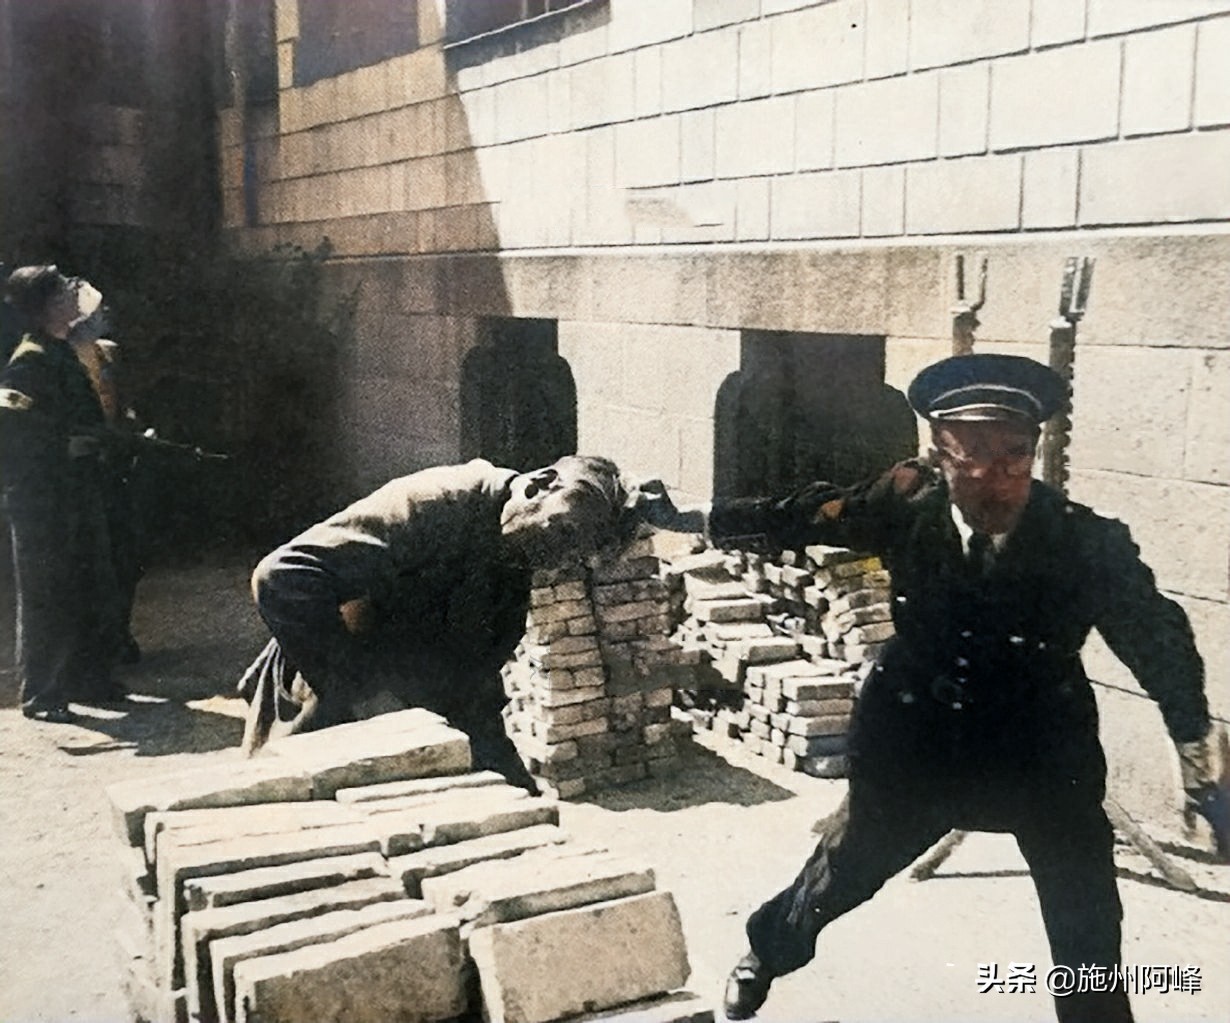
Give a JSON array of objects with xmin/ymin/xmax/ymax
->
[
  {"xmin": 1, "ymin": 330, "xmax": 120, "ymax": 714},
  {"xmin": 706, "ymin": 359, "xmax": 1209, "ymax": 1023}
]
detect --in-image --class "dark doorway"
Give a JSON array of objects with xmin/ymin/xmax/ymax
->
[
  {"xmin": 714, "ymin": 332, "xmax": 916, "ymax": 498},
  {"xmin": 460, "ymin": 318, "xmax": 577, "ymax": 471}
]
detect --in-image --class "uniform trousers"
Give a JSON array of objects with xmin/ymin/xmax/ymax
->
[
  {"xmin": 746, "ymin": 689, "xmax": 1134, "ymax": 1023},
  {"xmin": 5, "ymin": 487, "xmax": 75, "ymax": 713}
]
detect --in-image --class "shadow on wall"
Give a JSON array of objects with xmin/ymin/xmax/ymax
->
[
  {"xmin": 714, "ymin": 333, "xmax": 917, "ymax": 499},
  {"xmin": 459, "ymin": 317, "xmax": 578, "ymax": 472},
  {"xmin": 108, "ymin": 241, "xmax": 357, "ymax": 555}
]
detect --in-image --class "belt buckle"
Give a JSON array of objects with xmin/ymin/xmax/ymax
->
[{"xmin": 929, "ymin": 674, "xmax": 966, "ymax": 710}]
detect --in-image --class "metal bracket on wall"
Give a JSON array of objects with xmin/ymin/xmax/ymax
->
[
  {"xmin": 950, "ymin": 252, "xmax": 988, "ymax": 356},
  {"xmin": 1040, "ymin": 256, "xmax": 1095, "ymax": 493}
]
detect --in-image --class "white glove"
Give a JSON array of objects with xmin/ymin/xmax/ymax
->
[{"xmin": 1177, "ymin": 724, "xmax": 1228, "ymax": 794}]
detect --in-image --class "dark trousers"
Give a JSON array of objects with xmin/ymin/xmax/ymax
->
[
  {"xmin": 5, "ymin": 489, "xmax": 76, "ymax": 712},
  {"xmin": 248, "ymin": 547, "xmax": 535, "ymax": 791},
  {"xmin": 747, "ymin": 777, "xmax": 1133, "ymax": 1023},
  {"xmin": 5, "ymin": 479, "xmax": 119, "ymax": 710},
  {"xmin": 250, "ymin": 546, "xmax": 364, "ymax": 724},
  {"xmin": 71, "ymin": 470, "xmax": 123, "ymax": 694}
]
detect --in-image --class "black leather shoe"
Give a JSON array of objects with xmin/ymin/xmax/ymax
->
[
  {"xmin": 22, "ymin": 705, "xmax": 75, "ymax": 724},
  {"xmin": 72, "ymin": 678, "xmax": 128, "ymax": 705},
  {"xmin": 723, "ymin": 952, "xmax": 773, "ymax": 1020}
]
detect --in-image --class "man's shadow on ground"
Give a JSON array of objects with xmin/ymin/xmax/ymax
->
[
  {"xmin": 46, "ymin": 694, "xmax": 245, "ymax": 758},
  {"xmin": 578, "ymin": 743, "xmax": 797, "ymax": 812}
]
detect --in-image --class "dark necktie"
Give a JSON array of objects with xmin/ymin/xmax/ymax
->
[{"xmin": 968, "ymin": 532, "xmax": 993, "ymax": 576}]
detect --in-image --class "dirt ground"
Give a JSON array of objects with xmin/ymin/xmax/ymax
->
[{"xmin": 1, "ymin": 555, "xmax": 1227, "ymax": 1023}]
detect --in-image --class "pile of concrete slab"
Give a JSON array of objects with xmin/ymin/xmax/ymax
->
[
  {"xmin": 108, "ymin": 709, "xmax": 711, "ymax": 1023},
  {"xmin": 502, "ymin": 537, "xmax": 697, "ymax": 799},
  {"xmin": 664, "ymin": 544, "xmax": 894, "ymax": 777}
]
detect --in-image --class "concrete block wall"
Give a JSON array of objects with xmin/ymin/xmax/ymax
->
[
  {"xmin": 233, "ymin": 0, "xmax": 1230, "ymax": 249},
  {"xmin": 215, "ymin": 1, "xmax": 1230, "ymax": 828},
  {"xmin": 65, "ymin": 103, "xmax": 149, "ymax": 227},
  {"xmin": 560, "ymin": 321, "xmax": 740, "ymax": 503}
]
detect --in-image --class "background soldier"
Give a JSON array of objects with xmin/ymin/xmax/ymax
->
[{"xmin": 0, "ymin": 265, "xmax": 124, "ymax": 720}]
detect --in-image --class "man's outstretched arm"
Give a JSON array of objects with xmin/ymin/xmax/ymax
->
[
  {"xmin": 1090, "ymin": 517, "xmax": 1228, "ymax": 857},
  {"xmin": 633, "ymin": 461, "xmax": 935, "ymax": 556}
]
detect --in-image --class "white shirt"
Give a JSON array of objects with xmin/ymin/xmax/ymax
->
[{"xmin": 949, "ymin": 503, "xmax": 1010, "ymax": 558}]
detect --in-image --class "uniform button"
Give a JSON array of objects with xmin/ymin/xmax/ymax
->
[
  {"xmin": 899, "ymin": 691, "xmax": 916, "ymax": 704},
  {"xmin": 960, "ymin": 629, "xmax": 973, "ymax": 639},
  {"xmin": 1008, "ymin": 635, "xmax": 1025, "ymax": 645},
  {"xmin": 955, "ymin": 656, "xmax": 969, "ymax": 667}
]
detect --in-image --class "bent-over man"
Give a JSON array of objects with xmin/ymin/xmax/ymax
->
[
  {"xmin": 642, "ymin": 354, "xmax": 1219, "ymax": 1023},
  {"xmin": 239, "ymin": 454, "xmax": 628, "ymax": 789}
]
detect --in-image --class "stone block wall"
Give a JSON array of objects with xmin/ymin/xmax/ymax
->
[
  {"xmin": 1, "ymin": 0, "xmax": 222, "ymax": 249},
  {"xmin": 64, "ymin": 103, "xmax": 150, "ymax": 228},
  {"xmin": 230, "ymin": 0, "xmax": 1230, "ymax": 248},
  {"xmin": 202, "ymin": 0, "xmax": 1230, "ymax": 828},
  {"xmin": 560, "ymin": 321, "xmax": 741, "ymax": 502}
]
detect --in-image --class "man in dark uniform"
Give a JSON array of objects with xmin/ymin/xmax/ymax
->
[
  {"xmin": 642, "ymin": 354, "xmax": 1217, "ymax": 1023},
  {"xmin": 0, "ymin": 265, "xmax": 123, "ymax": 721},
  {"xmin": 238, "ymin": 454, "xmax": 628, "ymax": 788}
]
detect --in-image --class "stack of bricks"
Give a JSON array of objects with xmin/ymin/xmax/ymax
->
[
  {"xmin": 797, "ymin": 545, "xmax": 895, "ymax": 666},
  {"xmin": 109, "ymin": 708, "xmax": 712, "ymax": 1023},
  {"xmin": 501, "ymin": 534, "xmax": 697, "ymax": 800},
  {"xmin": 665, "ymin": 545, "xmax": 894, "ymax": 778}
]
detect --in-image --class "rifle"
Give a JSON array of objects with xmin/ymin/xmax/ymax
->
[
  {"xmin": 82, "ymin": 425, "xmax": 229, "ymax": 466},
  {"xmin": 127, "ymin": 427, "xmax": 230, "ymax": 463}
]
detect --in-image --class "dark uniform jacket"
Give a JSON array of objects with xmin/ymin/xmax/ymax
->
[
  {"xmin": 1, "ymin": 331, "xmax": 119, "ymax": 704},
  {"xmin": 1, "ymin": 331, "xmax": 107, "ymax": 490},
  {"xmin": 710, "ymin": 461, "xmax": 1208, "ymax": 826}
]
